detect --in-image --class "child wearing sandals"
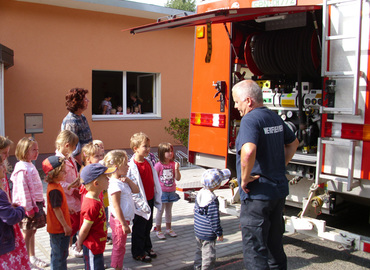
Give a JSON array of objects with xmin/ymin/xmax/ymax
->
[
  {"xmin": 42, "ymin": 156, "xmax": 72, "ymax": 270},
  {"xmin": 154, "ymin": 142, "xmax": 181, "ymax": 239},
  {"xmin": 0, "ymin": 156, "xmax": 31, "ymax": 270},
  {"xmin": 103, "ymin": 150, "xmax": 139, "ymax": 270},
  {"xmin": 127, "ymin": 132, "xmax": 162, "ymax": 263},
  {"xmin": 11, "ymin": 137, "xmax": 47, "ymax": 268}
]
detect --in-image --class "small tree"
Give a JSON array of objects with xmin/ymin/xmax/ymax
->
[
  {"xmin": 165, "ymin": 0, "xmax": 196, "ymax": 12},
  {"xmin": 164, "ymin": 117, "xmax": 189, "ymax": 147}
]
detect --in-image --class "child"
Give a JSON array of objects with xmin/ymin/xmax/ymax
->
[
  {"xmin": 126, "ymin": 132, "xmax": 162, "ymax": 263},
  {"xmin": 103, "ymin": 150, "xmax": 140, "ymax": 270},
  {"xmin": 194, "ymin": 169, "xmax": 230, "ymax": 270},
  {"xmin": 117, "ymin": 106, "xmax": 123, "ymax": 115},
  {"xmin": 79, "ymin": 142, "xmax": 104, "ymax": 205},
  {"xmin": 0, "ymin": 157, "xmax": 31, "ymax": 270},
  {"xmin": 76, "ymin": 163, "xmax": 116, "ymax": 270},
  {"xmin": 154, "ymin": 142, "xmax": 181, "ymax": 239},
  {"xmin": 82, "ymin": 142, "xmax": 104, "ymax": 165},
  {"xmin": 0, "ymin": 136, "xmax": 13, "ymax": 199},
  {"xmin": 133, "ymin": 106, "xmax": 140, "ymax": 114},
  {"xmin": 10, "ymin": 137, "xmax": 47, "ymax": 268},
  {"xmin": 93, "ymin": 139, "xmax": 111, "ymax": 245},
  {"xmin": 55, "ymin": 130, "xmax": 83, "ymax": 258},
  {"xmin": 42, "ymin": 156, "xmax": 72, "ymax": 269}
]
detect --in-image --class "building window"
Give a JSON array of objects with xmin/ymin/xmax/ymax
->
[{"xmin": 91, "ymin": 70, "xmax": 161, "ymax": 120}]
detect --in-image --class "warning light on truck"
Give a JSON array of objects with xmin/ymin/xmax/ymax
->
[{"xmin": 191, "ymin": 113, "xmax": 226, "ymax": 128}]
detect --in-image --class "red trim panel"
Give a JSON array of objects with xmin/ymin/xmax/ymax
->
[{"xmin": 128, "ymin": 5, "xmax": 321, "ymax": 34}]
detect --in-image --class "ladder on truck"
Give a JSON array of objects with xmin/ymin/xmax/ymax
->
[{"xmin": 316, "ymin": 0, "xmax": 364, "ymax": 191}]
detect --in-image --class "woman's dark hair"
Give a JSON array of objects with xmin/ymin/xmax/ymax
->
[{"xmin": 65, "ymin": 88, "xmax": 89, "ymax": 113}]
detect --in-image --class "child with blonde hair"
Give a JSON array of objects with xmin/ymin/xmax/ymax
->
[
  {"xmin": 127, "ymin": 132, "xmax": 162, "ymax": 263},
  {"xmin": 93, "ymin": 140, "xmax": 105, "ymax": 160},
  {"xmin": 42, "ymin": 156, "xmax": 72, "ymax": 269},
  {"xmin": 11, "ymin": 137, "xmax": 47, "ymax": 268},
  {"xmin": 103, "ymin": 150, "xmax": 139, "ymax": 270},
  {"xmin": 0, "ymin": 136, "xmax": 13, "ymax": 199},
  {"xmin": 79, "ymin": 142, "xmax": 103, "ymax": 203},
  {"xmin": 0, "ymin": 156, "xmax": 31, "ymax": 270},
  {"xmin": 92, "ymin": 139, "xmax": 112, "ymax": 245},
  {"xmin": 154, "ymin": 142, "xmax": 181, "ymax": 239},
  {"xmin": 82, "ymin": 142, "xmax": 103, "ymax": 166},
  {"xmin": 55, "ymin": 130, "xmax": 83, "ymax": 257}
]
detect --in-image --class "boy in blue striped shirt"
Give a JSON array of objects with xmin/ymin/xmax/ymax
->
[{"xmin": 194, "ymin": 169, "xmax": 230, "ymax": 270}]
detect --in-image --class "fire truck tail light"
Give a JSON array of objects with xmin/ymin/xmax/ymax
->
[
  {"xmin": 324, "ymin": 122, "xmax": 333, "ymax": 138},
  {"xmin": 341, "ymin": 124, "xmax": 363, "ymax": 141},
  {"xmin": 324, "ymin": 122, "xmax": 370, "ymax": 141},
  {"xmin": 188, "ymin": 151, "xmax": 195, "ymax": 164},
  {"xmin": 363, "ymin": 241, "xmax": 370, "ymax": 253},
  {"xmin": 191, "ymin": 113, "xmax": 226, "ymax": 128}
]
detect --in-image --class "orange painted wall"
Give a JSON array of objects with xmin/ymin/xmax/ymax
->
[{"xmin": 0, "ymin": 0, "xmax": 194, "ymax": 155}]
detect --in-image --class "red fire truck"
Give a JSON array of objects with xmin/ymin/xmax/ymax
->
[{"xmin": 130, "ymin": 0, "xmax": 370, "ymax": 251}]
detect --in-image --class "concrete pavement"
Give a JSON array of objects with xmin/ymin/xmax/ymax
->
[
  {"xmin": 34, "ymin": 166, "xmax": 244, "ymax": 270},
  {"xmin": 32, "ymin": 166, "xmax": 370, "ymax": 270}
]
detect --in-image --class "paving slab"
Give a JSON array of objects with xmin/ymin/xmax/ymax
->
[{"xmin": 34, "ymin": 166, "xmax": 244, "ymax": 270}]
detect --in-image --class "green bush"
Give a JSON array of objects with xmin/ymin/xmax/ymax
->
[
  {"xmin": 164, "ymin": 117, "xmax": 189, "ymax": 147},
  {"xmin": 165, "ymin": 0, "xmax": 196, "ymax": 12}
]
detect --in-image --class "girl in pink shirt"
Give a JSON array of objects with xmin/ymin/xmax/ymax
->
[
  {"xmin": 154, "ymin": 142, "xmax": 181, "ymax": 239},
  {"xmin": 11, "ymin": 137, "xmax": 47, "ymax": 268}
]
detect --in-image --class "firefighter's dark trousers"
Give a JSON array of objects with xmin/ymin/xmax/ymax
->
[{"xmin": 240, "ymin": 198, "xmax": 287, "ymax": 270}]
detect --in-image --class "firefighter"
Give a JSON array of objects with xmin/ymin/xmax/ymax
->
[{"xmin": 232, "ymin": 80, "xmax": 299, "ymax": 270}]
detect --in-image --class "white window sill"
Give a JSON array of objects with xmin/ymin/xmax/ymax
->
[{"xmin": 92, "ymin": 114, "xmax": 162, "ymax": 121}]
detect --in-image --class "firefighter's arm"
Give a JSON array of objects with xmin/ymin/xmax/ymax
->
[
  {"xmin": 240, "ymin": 142, "xmax": 260, "ymax": 193},
  {"xmin": 284, "ymin": 138, "xmax": 299, "ymax": 166}
]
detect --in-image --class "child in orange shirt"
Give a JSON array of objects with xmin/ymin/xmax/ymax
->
[{"xmin": 42, "ymin": 156, "xmax": 72, "ymax": 269}]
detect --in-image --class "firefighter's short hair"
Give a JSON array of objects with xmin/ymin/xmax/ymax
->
[{"xmin": 233, "ymin": 80, "xmax": 263, "ymax": 104}]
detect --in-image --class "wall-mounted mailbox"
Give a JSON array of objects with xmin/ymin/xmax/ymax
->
[{"xmin": 25, "ymin": 113, "xmax": 43, "ymax": 134}]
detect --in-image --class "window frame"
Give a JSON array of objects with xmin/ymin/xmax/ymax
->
[{"xmin": 92, "ymin": 70, "xmax": 162, "ymax": 121}]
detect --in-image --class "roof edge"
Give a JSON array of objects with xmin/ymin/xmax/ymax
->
[{"xmin": 15, "ymin": 0, "xmax": 195, "ymax": 20}]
